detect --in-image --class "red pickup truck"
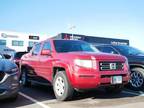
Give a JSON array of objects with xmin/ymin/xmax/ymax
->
[{"xmin": 20, "ymin": 39, "xmax": 130, "ymax": 101}]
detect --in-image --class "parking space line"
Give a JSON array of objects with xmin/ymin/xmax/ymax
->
[
  {"xmin": 19, "ymin": 92, "xmax": 51, "ymax": 108},
  {"xmin": 122, "ymin": 91, "xmax": 141, "ymax": 96},
  {"xmin": 139, "ymin": 91, "xmax": 144, "ymax": 96}
]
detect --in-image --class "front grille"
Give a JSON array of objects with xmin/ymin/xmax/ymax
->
[
  {"xmin": 99, "ymin": 62, "xmax": 124, "ymax": 71},
  {"xmin": 0, "ymin": 72, "xmax": 5, "ymax": 82}
]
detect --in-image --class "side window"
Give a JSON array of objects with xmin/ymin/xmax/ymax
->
[
  {"xmin": 12, "ymin": 40, "xmax": 24, "ymax": 46},
  {"xmin": 97, "ymin": 46, "xmax": 118, "ymax": 54},
  {"xmin": 32, "ymin": 43, "xmax": 41, "ymax": 55},
  {"xmin": 42, "ymin": 41, "xmax": 51, "ymax": 50}
]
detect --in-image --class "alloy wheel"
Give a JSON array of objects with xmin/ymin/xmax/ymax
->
[
  {"xmin": 130, "ymin": 71, "xmax": 144, "ymax": 88},
  {"xmin": 54, "ymin": 76, "xmax": 65, "ymax": 96}
]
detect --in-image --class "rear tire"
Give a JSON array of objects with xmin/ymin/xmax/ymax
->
[
  {"xmin": 53, "ymin": 71, "xmax": 74, "ymax": 101},
  {"xmin": 20, "ymin": 68, "xmax": 31, "ymax": 87},
  {"xmin": 129, "ymin": 68, "xmax": 144, "ymax": 91},
  {"xmin": 105, "ymin": 85, "xmax": 123, "ymax": 94}
]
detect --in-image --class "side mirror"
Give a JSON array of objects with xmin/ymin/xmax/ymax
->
[
  {"xmin": 41, "ymin": 50, "xmax": 51, "ymax": 56},
  {"xmin": 0, "ymin": 55, "xmax": 3, "ymax": 59}
]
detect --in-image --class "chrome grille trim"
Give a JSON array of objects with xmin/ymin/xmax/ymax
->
[{"xmin": 99, "ymin": 62, "xmax": 124, "ymax": 71}]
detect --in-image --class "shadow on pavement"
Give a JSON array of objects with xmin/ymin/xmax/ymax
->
[
  {"xmin": 0, "ymin": 84, "xmax": 141, "ymax": 108},
  {"xmin": 0, "ymin": 84, "xmax": 55, "ymax": 108}
]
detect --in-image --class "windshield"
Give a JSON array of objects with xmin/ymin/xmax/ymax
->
[
  {"xmin": 54, "ymin": 40, "xmax": 99, "ymax": 53},
  {"xmin": 114, "ymin": 45, "xmax": 144, "ymax": 55}
]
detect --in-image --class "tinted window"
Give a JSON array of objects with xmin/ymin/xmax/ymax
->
[
  {"xmin": 43, "ymin": 41, "xmax": 51, "ymax": 50},
  {"xmin": 32, "ymin": 43, "xmax": 41, "ymax": 55},
  {"xmin": 114, "ymin": 45, "xmax": 144, "ymax": 55},
  {"xmin": 96, "ymin": 46, "xmax": 118, "ymax": 54},
  {"xmin": 54, "ymin": 40, "xmax": 99, "ymax": 53},
  {"xmin": 12, "ymin": 40, "xmax": 24, "ymax": 46},
  {"xmin": 3, "ymin": 54, "xmax": 11, "ymax": 59},
  {"xmin": 14, "ymin": 52, "xmax": 27, "ymax": 59}
]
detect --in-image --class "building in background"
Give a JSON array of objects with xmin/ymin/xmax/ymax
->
[
  {"xmin": 0, "ymin": 31, "xmax": 129, "ymax": 56},
  {"xmin": 0, "ymin": 31, "xmax": 48, "ymax": 54},
  {"xmin": 53, "ymin": 33, "xmax": 129, "ymax": 45}
]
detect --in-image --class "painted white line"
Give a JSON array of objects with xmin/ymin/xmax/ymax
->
[
  {"xmin": 19, "ymin": 92, "xmax": 51, "ymax": 108},
  {"xmin": 139, "ymin": 91, "xmax": 144, "ymax": 96},
  {"xmin": 122, "ymin": 91, "xmax": 140, "ymax": 96}
]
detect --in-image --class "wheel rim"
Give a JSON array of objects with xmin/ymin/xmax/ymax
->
[
  {"xmin": 54, "ymin": 76, "xmax": 65, "ymax": 96},
  {"xmin": 130, "ymin": 71, "xmax": 144, "ymax": 88}
]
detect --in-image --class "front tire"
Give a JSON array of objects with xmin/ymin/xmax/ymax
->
[
  {"xmin": 53, "ymin": 71, "xmax": 74, "ymax": 101},
  {"xmin": 129, "ymin": 68, "xmax": 144, "ymax": 91},
  {"xmin": 20, "ymin": 68, "xmax": 31, "ymax": 87}
]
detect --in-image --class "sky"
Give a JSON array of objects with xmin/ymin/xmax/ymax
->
[{"xmin": 0, "ymin": 0, "xmax": 144, "ymax": 50}]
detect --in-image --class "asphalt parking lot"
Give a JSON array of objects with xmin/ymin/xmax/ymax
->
[{"xmin": 0, "ymin": 84, "xmax": 144, "ymax": 108}]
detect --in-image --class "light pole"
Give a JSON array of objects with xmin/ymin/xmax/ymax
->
[{"xmin": 69, "ymin": 25, "xmax": 76, "ymax": 40}]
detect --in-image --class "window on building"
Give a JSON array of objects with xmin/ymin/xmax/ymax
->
[
  {"xmin": 0, "ymin": 39, "xmax": 6, "ymax": 45},
  {"xmin": 29, "ymin": 41, "xmax": 38, "ymax": 47},
  {"xmin": 12, "ymin": 40, "xmax": 24, "ymax": 46}
]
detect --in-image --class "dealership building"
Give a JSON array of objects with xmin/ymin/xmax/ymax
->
[
  {"xmin": 0, "ymin": 31, "xmax": 129, "ymax": 55},
  {"xmin": 53, "ymin": 33, "xmax": 129, "ymax": 45},
  {"xmin": 0, "ymin": 31, "xmax": 47, "ymax": 54}
]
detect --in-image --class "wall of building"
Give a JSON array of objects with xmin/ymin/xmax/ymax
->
[
  {"xmin": 56, "ymin": 33, "xmax": 129, "ymax": 45},
  {"xmin": 0, "ymin": 31, "xmax": 48, "ymax": 52}
]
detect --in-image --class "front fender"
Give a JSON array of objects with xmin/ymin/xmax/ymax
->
[
  {"xmin": 53, "ymin": 60, "xmax": 74, "ymax": 84},
  {"xmin": 129, "ymin": 63, "xmax": 144, "ymax": 69}
]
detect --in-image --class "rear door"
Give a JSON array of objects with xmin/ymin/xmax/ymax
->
[{"xmin": 28, "ymin": 43, "xmax": 42, "ymax": 76}]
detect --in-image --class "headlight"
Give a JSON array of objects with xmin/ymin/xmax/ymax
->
[
  {"xmin": 11, "ymin": 68, "xmax": 18, "ymax": 72},
  {"xmin": 122, "ymin": 57, "xmax": 129, "ymax": 71},
  {"xmin": 74, "ymin": 59, "xmax": 93, "ymax": 68},
  {"xmin": 6, "ymin": 68, "xmax": 18, "ymax": 74},
  {"xmin": 125, "ymin": 58, "xmax": 129, "ymax": 69}
]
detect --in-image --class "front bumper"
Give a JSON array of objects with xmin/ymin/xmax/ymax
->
[
  {"xmin": 71, "ymin": 69, "xmax": 130, "ymax": 89},
  {"xmin": 0, "ymin": 73, "xmax": 20, "ymax": 100}
]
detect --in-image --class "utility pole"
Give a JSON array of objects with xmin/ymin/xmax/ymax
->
[{"xmin": 69, "ymin": 25, "xmax": 76, "ymax": 40}]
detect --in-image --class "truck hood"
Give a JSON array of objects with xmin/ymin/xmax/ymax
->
[
  {"xmin": 127, "ymin": 54, "xmax": 144, "ymax": 64},
  {"xmin": 67, "ymin": 52, "xmax": 126, "ymax": 61}
]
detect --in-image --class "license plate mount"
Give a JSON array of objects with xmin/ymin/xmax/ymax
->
[{"xmin": 111, "ymin": 76, "xmax": 122, "ymax": 84}]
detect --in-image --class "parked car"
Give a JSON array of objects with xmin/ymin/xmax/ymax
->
[
  {"xmin": 20, "ymin": 39, "xmax": 130, "ymax": 101},
  {"xmin": 0, "ymin": 53, "xmax": 20, "ymax": 101},
  {"xmin": 96, "ymin": 44, "xmax": 144, "ymax": 90}
]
